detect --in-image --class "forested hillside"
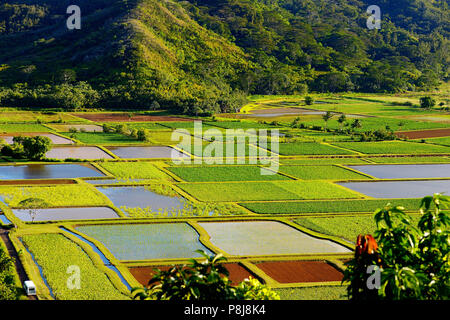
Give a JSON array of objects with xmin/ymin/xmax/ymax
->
[{"xmin": 0, "ymin": 0, "xmax": 448, "ymax": 113}]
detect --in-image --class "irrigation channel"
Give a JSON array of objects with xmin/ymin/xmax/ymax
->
[{"xmin": 60, "ymin": 227, "xmax": 132, "ymax": 291}]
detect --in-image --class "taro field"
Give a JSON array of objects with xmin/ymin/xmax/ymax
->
[{"xmin": 0, "ymin": 93, "xmax": 449, "ymax": 300}]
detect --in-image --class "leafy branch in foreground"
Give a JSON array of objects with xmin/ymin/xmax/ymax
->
[
  {"xmin": 343, "ymin": 193, "xmax": 449, "ymax": 300},
  {"xmin": 131, "ymin": 250, "xmax": 279, "ymax": 300}
]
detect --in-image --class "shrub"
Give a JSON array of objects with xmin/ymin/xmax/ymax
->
[
  {"xmin": 102, "ymin": 123, "xmax": 113, "ymax": 133},
  {"xmin": 137, "ymin": 128, "xmax": 151, "ymax": 142},
  {"xmin": 420, "ymin": 96, "xmax": 436, "ymax": 109},
  {"xmin": 0, "ymin": 246, "xmax": 20, "ymax": 300},
  {"xmin": 115, "ymin": 124, "xmax": 128, "ymax": 135},
  {"xmin": 343, "ymin": 194, "xmax": 450, "ymax": 300},
  {"xmin": 305, "ymin": 96, "xmax": 314, "ymax": 105}
]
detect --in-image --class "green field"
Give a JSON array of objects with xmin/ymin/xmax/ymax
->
[
  {"xmin": 167, "ymin": 165, "xmax": 290, "ymax": 182},
  {"xmin": 278, "ymin": 158, "xmax": 369, "ymax": 165},
  {"xmin": 21, "ymin": 233, "xmax": 128, "ymax": 300},
  {"xmin": 99, "ymin": 162, "xmax": 172, "ymax": 180},
  {"xmin": 278, "ymin": 165, "xmax": 371, "ymax": 180},
  {"xmin": 423, "ymin": 137, "xmax": 450, "ymax": 147},
  {"xmin": 276, "ymin": 142, "xmax": 356, "ymax": 155},
  {"xmin": 274, "ymin": 286, "xmax": 347, "ymax": 300},
  {"xmin": 179, "ymin": 141, "xmax": 270, "ymax": 158},
  {"xmin": 71, "ymin": 132, "xmax": 141, "ymax": 145},
  {"xmin": 368, "ymin": 156, "xmax": 450, "ymax": 163},
  {"xmin": 301, "ymin": 115, "xmax": 448, "ymax": 132},
  {"xmin": 178, "ymin": 180, "xmax": 360, "ymax": 202},
  {"xmin": 239, "ymin": 198, "xmax": 422, "ymax": 214},
  {"xmin": 0, "ymin": 185, "xmax": 110, "ymax": 207},
  {"xmin": 294, "ymin": 214, "xmax": 421, "ymax": 243},
  {"xmin": 288, "ymin": 130, "xmax": 353, "ymax": 142},
  {"xmin": 121, "ymin": 122, "xmax": 169, "ymax": 130},
  {"xmin": 151, "ymin": 130, "xmax": 204, "ymax": 146},
  {"xmin": 158, "ymin": 122, "xmax": 218, "ymax": 130},
  {"xmin": 332, "ymin": 141, "xmax": 450, "ymax": 154},
  {"xmin": 0, "ymin": 112, "xmax": 83, "ymax": 124},
  {"xmin": 0, "ymin": 124, "xmax": 52, "ymax": 133},
  {"xmin": 204, "ymin": 121, "xmax": 280, "ymax": 129}
]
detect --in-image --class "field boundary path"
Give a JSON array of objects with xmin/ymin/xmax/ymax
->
[{"xmin": 0, "ymin": 228, "xmax": 38, "ymax": 300}]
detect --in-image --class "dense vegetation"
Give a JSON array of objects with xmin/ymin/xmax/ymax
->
[
  {"xmin": 343, "ymin": 194, "xmax": 449, "ymax": 300},
  {"xmin": 0, "ymin": 136, "xmax": 52, "ymax": 160},
  {"xmin": 0, "ymin": 245, "xmax": 19, "ymax": 300},
  {"xmin": 0, "ymin": 0, "xmax": 448, "ymax": 112}
]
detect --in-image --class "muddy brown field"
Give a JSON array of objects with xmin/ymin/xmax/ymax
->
[
  {"xmin": 0, "ymin": 179, "xmax": 77, "ymax": 186},
  {"xmin": 129, "ymin": 263, "xmax": 257, "ymax": 286},
  {"xmin": 255, "ymin": 260, "xmax": 343, "ymax": 283},
  {"xmin": 396, "ymin": 128, "xmax": 450, "ymax": 139}
]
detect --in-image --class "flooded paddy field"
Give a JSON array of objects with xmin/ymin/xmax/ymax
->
[
  {"xmin": 75, "ymin": 223, "xmax": 214, "ymax": 260},
  {"xmin": 45, "ymin": 147, "xmax": 114, "ymax": 160},
  {"xmin": 0, "ymin": 133, "xmax": 74, "ymax": 145},
  {"xmin": 198, "ymin": 221, "xmax": 351, "ymax": 256},
  {"xmin": 0, "ymin": 163, "xmax": 105, "ymax": 180},
  {"xmin": 12, "ymin": 207, "xmax": 120, "ymax": 222},
  {"xmin": 106, "ymin": 146, "xmax": 189, "ymax": 159},
  {"xmin": 347, "ymin": 164, "xmax": 450, "ymax": 179},
  {"xmin": 337, "ymin": 180, "xmax": 450, "ymax": 198}
]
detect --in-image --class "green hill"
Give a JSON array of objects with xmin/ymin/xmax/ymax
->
[{"xmin": 0, "ymin": 0, "xmax": 448, "ymax": 112}]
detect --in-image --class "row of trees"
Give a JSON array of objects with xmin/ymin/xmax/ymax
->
[{"xmin": 102, "ymin": 124, "xmax": 152, "ymax": 142}]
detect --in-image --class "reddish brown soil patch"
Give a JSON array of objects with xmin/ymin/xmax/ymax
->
[
  {"xmin": 71, "ymin": 113, "xmax": 192, "ymax": 122},
  {"xmin": 129, "ymin": 263, "xmax": 256, "ymax": 287},
  {"xmin": 0, "ymin": 179, "xmax": 77, "ymax": 185},
  {"xmin": 255, "ymin": 260, "xmax": 343, "ymax": 283},
  {"xmin": 396, "ymin": 128, "xmax": 450, "ymax": 139}
]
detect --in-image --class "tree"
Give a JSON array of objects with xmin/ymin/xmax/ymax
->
[
  {"xmin": 291, "ymin": 116, "xmax": 301, "ymax": 128},
  {"xmin": 322, "ymin": 111, "xmax": 334, "ymax": 130},
  {"xmin": 337, "ymin": 114, "xmax": 347, "ymax": 130},
  {"xmin": 150, "ymin": 101, "xmax": 160, "ymax": 111},
  {"xmin": 343, "ymin": 194, "xmax": 450, "ymax": 300},
  {"xmin": 351, "ymin": 119, "xmax": 362, "ymax": 131},
  {"xmin": 132, "ymin": 250, "xmax": 280, "ymax": 300},
  {"xmin": 304, "ymin": 96, "xmax": 314, "ymax": 105},
  {"xmin": 17, "ymin": 198, "xmax": 49, "ymax": 223},
  {"xmin": 12, "ymin": 136, "xmax": 51, "ymax": 160},
  {"xmin": 59, "ymin": 69, "xmax": 77, "ymax": 84},
  {"xmin": 420, "ymin": 96, "xmax": 436, "ymax": 109}
]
